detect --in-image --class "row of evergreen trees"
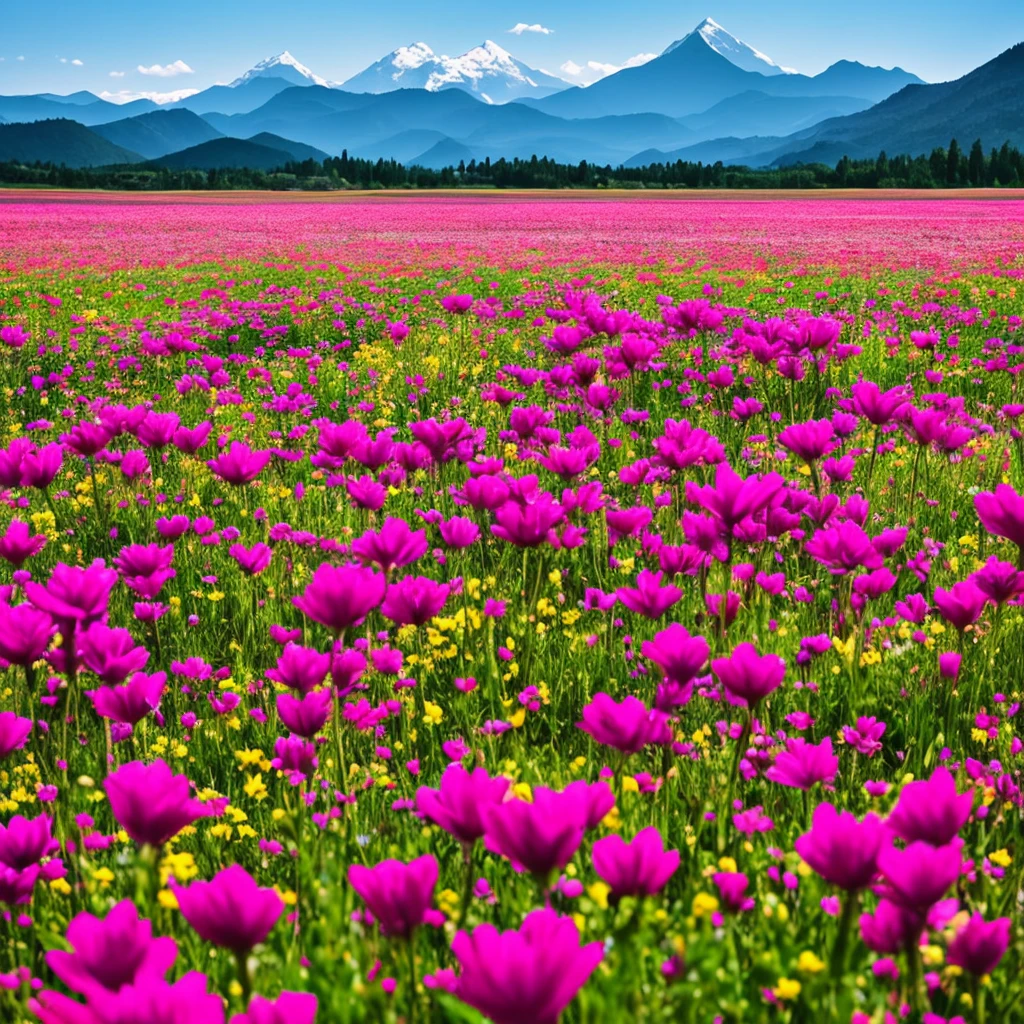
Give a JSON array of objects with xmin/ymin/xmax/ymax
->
[{"xmin": 1, "ymin": 138, "xmax": 1021, "ymax": 191}]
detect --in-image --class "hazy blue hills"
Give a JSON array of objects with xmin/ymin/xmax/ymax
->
[
  {"xmin": 0, "ymin": 118, "xmax": 142, "ymax": 167},
  {"xmin": 93, "ymin": 109, "xmax": 223, "ymax": 160}
]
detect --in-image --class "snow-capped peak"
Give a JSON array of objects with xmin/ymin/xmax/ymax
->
[
  {"xmin": 341, "ymin": 39, "xmax": 568, "ymax": 102},
  {"xmin": 229, "ymin": 52, "xmax": 333, "ymax": 88},
  {"xmin": 391, "ymin": 43, "xmax": 436, "ymax": 70},
  {"xmin": 666, "ymin": 17, "xmax": 797, "ymax": 76}
]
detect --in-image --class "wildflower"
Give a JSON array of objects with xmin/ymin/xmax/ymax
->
[
  {"xmin": 794, "ymin": 804, "xmax": 886, "ymax": 890},
  {"xmin": 450, "ymin": 909, "xmax": 602, "ymax": 1024},
  {"xmin": 172, "ymin": 864, "xmax": 283, "ymax": 952},
  {"xmin": 591, "ymin": 827, "xmax": 679, "ymax": 899},
  {"xmin": 348, "ymin": 854, "xmax": 438, "ymax": 938}
]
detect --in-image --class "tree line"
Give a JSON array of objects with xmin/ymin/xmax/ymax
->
[{"xmin": 1, "ymin": 138, "xmax": 1022, "ymax": 191}]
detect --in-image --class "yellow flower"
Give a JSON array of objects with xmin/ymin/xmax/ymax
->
[
  {"xmin": 158, "ymin": 889, "xmax": 179, "ymax": 910},
  {"xmin": 692, "ymin": 893, "xmax": 719, "ymax": 918},
  {"xmin": 244, "ymin": 774, "xmax": 268, "ymax": 801},
  {"xmin": 990, "ymin": 848, "xmax": 1012, "ymax": 867},
  {"xmin": 93, "ymin": 867, "xmax": 115, "ymax": 888},
  {"xmin": 587, "ymin": 881, "xmax": 610, "ymax": 910},
  {"xmin": 797, "ymin": 951, "xmax": 825, "ymax": 974},
  {"xmin": 773, "ymin": 978, "xmax": 801, "ymax": 1000},
  {"xmin": 512, "ymin": 781, "xmax": 532, "ymax": 802},
  {"xmin": 422, "ymin": 700, "xmax": 443, "ymax": 725},
  {"xmin": 718, "ymin": 856, "xmax": 737, "ymax": 873}
]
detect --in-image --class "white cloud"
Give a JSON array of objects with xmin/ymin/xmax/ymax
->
[
  {"xmin": 109, "ymin": 70, "xmax": 125, "ymax": 78},
  {"xmin": 508, "ymin": 23, "xmax": 553, "ymax": 35},
  {"xmin": 558, "ymin": 52, "xmax": 656, "ymax": 85},
  {"xmin": 58, "ymin": 57, "xmax": 68, "ymax": 64},
  {"xmin": 100, "ymin": 87, "xmax": 199, "ymax": 105},
  {"xmin": 71, "ymin": 58, "xmax": 84, "ymax": 66},
  {"xmin": 137, "ymin": 60, "xmax": 194, "ymax": 78},
  {"xmin": 16, "ymin": 56, "xmax": 25, "ymax": 62}
]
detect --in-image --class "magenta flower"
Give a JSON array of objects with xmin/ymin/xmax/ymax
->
[
  {"xmin": 415, "ymin": 765, "xmax": 510, "ymax": 847},
  {"xmin": 276, "ymin": 688, "xmax": 332, "ymax": 738},
  {"xmin": 841, "ymin": 717, "xmax": 886, "ymax": 756},
  {"xmin": 78, "ymin": 623, "xmax": 150, "ymax": 685},
  {"xmin": 561, "ymin": 779, "xmax": 616, "ymax": 829},
  {"xmin": 886, "ymin": 767, "xmax": 973, "ymax": 846},
  {"xmin": 777, "ymin": 418, "xmax": 835, "ymax": 464},
  {"xmin": 0, "ymin": 602, "xmax": 54, "ymax": 667},
  {"xmin": 974, "ymin": 484, "xmax": 1024, "ymax": 564},
  {"xmin": 351, "ymin": 517, "xmax": 428, "ymax": 574},
  {"xmin": 0, "ymin": 520, "xmax": 46, "ymax": 567},
  {"xmin": 265, "ymin": 643, "xmax": 331, "ymax": 694},
  {"xmin": 173, "ymin": 864, "xmax": 283, "ymax": 952},
  {"xmin": 32, "ymin": 973, "xmax": 224, "ymax": 1024},
  {"xmin": 932, "ymin": 580, "xmax": 986, "ymax": 632},
  {"xmin": 113, "ymin": 542, "xmax": 175, "ymax": 599},
  {"xmin": 270, "ymin": 734, "xmax": 318, "ymax": 780},
  {"xmin": 0, "ymin": 712, "xmax": 32, "ymax": 760},
  {"xmin": 576, "ymin": 693, "xmax": 671, "ymax": 755},
  {"xmin": 615, "ymin": 569, "xmax": 682, "ymax": 619},
  {"xmin": 60, "ymin": 421, "xmax": 113, "ymax": 458},
  {"xmin": 25, "ymin": 561, "xmax": 117, "ymax": 629},
  {"xmin": 88, "ymin": 670, "xmax": 165, "ymax": 726},
  {"xmin": 348, "ymin": 854, "xmax": 438, "ymax": 938},
  {"xmin": 491, "ymin": 498, "xmax": 564, "ymax": 547},
  {"xmin": 851, "ymin": 381, "xmax": 908, "ymax": 426},
  {"xmin": 714, "ymin": 871, "xmax": 755, "ymax": 913},
  {"xmin": 0, "ymin": 862, "xmax": 39, "ymax": 906},
  {"xmin": 380, "ymin": 575, "xmax": 450, "ymax": 626},
  {"xmin": 206, "ymin": 442, "xmax": 271, "ymax": 486},
  {"xmin": 711, "ymin": 643, "xmax": 785, "ymax": 708},
  {"xmin": 482, "ymin": 787, "xmax": 587, "ymax": 877},
  {"xmin": 292, "ymin": 562, "xmax": 386, "ymax": 634},
  {"xmin": 860, "ymin": 898, "xmax": 922, "ymax": 953},
  {"xmin": 766, "ymin": 737, "xmax": 838, "ymax": 790},
  {"xmin": 946, "ymin": 913, "xmax": 1011, "ymax": 976},
  {"xmin": 591, "ymin": 826, "xmax": 679, "ymax": 899},
  {"xmin": 451, "ymin": 908, "xmax": 602, "ymax": 1024},
  {"xmin": 229, "ymin": 542, "xmax": 273, "ymax": 575},
  {"xmin": 135, "ymin": 411, "xmax": 180, "ymax": 449},
  {"xmin": 877, "ymin": 838, "xmax": 963, "ymax": 909},
  {"xmin": 438, "ymin": 516, "xmax": 480, "ymax": 549},
  {"xmin": 104, "ymin": 759, "xmax": 212, "ymax": 847},
  {"xmin": 46, "ymin": 900, "xmax": 177, "ymax": 997},
  {"xmin": 687, "ymin": 462, "xmax": 783, "ymax": 532},
  {"xmin": 805, "ymin": 521, "xmax": 884, "ymax": 574},
  {"xmin": 230, "ymin": 993, "xmax": 318, "ymax": 1024},
  {"xmin": 641, "ymin": 623, "xmax": 709, "ymax": 689},
  {"xmin": 795, "ymin": 804, "xmax": 886, "ymax": 890},
  {"xmin": 20, "ymin": 442, "xmax": 63, "ymax": 490},
  {"xmin": 0, "ymin": 813, "xmax": 58, "ymax": 870}
]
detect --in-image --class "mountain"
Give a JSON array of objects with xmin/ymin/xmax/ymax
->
[
  {"xmin": 662, "ymin": 17, "xmax": 795, "ymax": 75},
  {"xmin": 36, "ymin": 91, "xmax": 102, "ymax": 106},
  {"xmin": 197, "ymin": 84, "xmax": 698, "ymax": 164},
  {"xmin": 229, "ymin": 52, "xmax": 334, "ymax": 88},
  {"xmin": 246, "ymin": 132, "xmax": 329, "ymax": 162},
  {"xmin": 174, "ymin": 78, "xmax": 302, "ymax": 116},
  {"xmin": 768, "ymin": 42, "xmax": 1024, "ymax": 165},
  {"xmin": 343, "ymin": 40, "xmax": 568, "ymax": 103},
  {"xmin": 626, "ymin": 135, "xmax": 789, "ymax": 167},
  {"xmin": 0, "ymin": 118, "xmax": 142, "ymax": 167},
  {"xmin": 678, "ymin": 91, "xmax": 871, "ymax": 140},
  {"xmin": 145, "ymin": 137, "xmax": 296, "ymax": 170},
  {"xmin": 409, "ymin": 137, "xmax": 476, "ymax": 169},
  {"xmin": 93, "ymin": 109, "xmax": 223, "ymax": 159},
  {"xmin": 0, "ymin": 93, "xmax": 159, "ymax": 126},
  {"xmin": 529, "ymin": 19, "xmax": 922, "ymax": 118}
]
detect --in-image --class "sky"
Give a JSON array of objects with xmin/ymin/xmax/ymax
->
[{"xmin": 2, "ymin": 0, "xmax": 1023, "ymax": 102}]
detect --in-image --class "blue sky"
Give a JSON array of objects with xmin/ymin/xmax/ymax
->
[{"xmin": 2, "ymin": 0, "xmax": 1023, "ymax": 101}]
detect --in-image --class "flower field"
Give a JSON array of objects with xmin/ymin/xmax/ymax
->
[{"xmin": 0, "ymin": 191, "xmax": 1023, "ymax": 1023}]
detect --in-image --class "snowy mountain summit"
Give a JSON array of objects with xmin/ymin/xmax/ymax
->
[
  {"xmin": 342, "ymin": 40, "xmax": 568, "ymax": 103},
  {"xmin": 229, "ymin": 52, "xmax": 334, "ymax": 89},
  {"xmin": 665, "ymin": 17, "xmax": 797, "ymax": 76}
]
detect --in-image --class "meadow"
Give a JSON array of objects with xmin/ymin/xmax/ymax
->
[{"xmin": 0, "ymin": 191, "xmax": 1022, "ymax": 1023}]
